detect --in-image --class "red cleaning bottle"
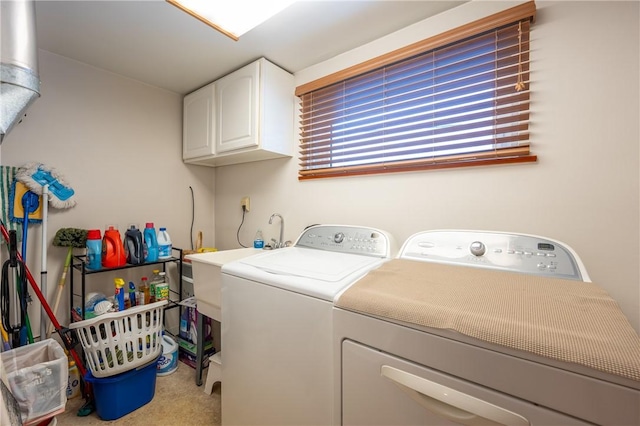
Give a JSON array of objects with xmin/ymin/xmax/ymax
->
[{"xmin": 102, "ymin": 226, "xmax": 126, "ymax": 268}]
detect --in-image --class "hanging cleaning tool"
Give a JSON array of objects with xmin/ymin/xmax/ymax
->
[
  {"xmin": 1, "ymin": 219, "xmax": 94, "ymax": 416},
  {"xmin": 1, "ymin": 165, "xmax": 22, "ymax": 236},
  {"xmin": 9, "ymin": 180, "xmax": 42, "ymax": 225},
  {"xmin": 15, "ymin": 162, "xmax": 76, "ymax": 209},
  {"xmin": 7, "ymin": 179, "xmax": 39, "ymax": 344},
  {"xmin": 15, "ymin": 162, "xmax": 76, "ymax": 341},
  {"xmin": 46, "ymin": 227, "xmax": 87, "ymax": 338},
  {"xmin": 1, "ymin": 230, "xmax": 27, "ymax": 348},
  {"xmin": 19, "ymin": 190, "xmax": 39, "ymax": 257},
  {"xmin": 9, "ymin": 181, "xmax": 39, "ymax": 346},
  {"xmin": 9, "ymin": 181, "xmax": 41, "ymax": 345},
  {"xmin": 7, "ymin": 173, "xmax": 43, "ymax": 341},
  {"xmin": 0, "ymin": 231, "xmax": 19, "ymax": 350},
  {"xmin": 39, "ymin": 185, "xmax": 49, "ymax": 339},
  {"xmin": 19, "ymin": 190, "xmax": 40, "ymax": 344}
]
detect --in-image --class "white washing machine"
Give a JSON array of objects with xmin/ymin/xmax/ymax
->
[
  {"xmin": 221, "ymin": 224, "xmax": 397, "ymax": 425},
  {"xmin": 334, "ymin": 230, "xmax": 640, "ymax": 425}
]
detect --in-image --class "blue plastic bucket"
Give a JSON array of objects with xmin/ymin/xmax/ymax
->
[
  {"xmin": 85, "ymin": 357, "xmax": 158, "ymax": 421},
  {"xmin": 157, "ymin": 335, "xmax": 178, "ymax": 376}
]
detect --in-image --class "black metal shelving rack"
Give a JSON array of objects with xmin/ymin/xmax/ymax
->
[{"xmin": 69, "ymin": 247, "xmax": 183, "ymax": 321}]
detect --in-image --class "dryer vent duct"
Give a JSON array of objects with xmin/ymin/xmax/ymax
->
[{"xmin": 1, "ymin": 0, "xmax": 40, "ymax": 144}]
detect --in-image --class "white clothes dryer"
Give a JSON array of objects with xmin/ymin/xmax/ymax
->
[
  {"xmin": 334, "ymin": 230, "xmax": 640, "ymax": 426},
  {"xmin": 221, "ymin": 224, "xmax": 397, "ymax": 425}
]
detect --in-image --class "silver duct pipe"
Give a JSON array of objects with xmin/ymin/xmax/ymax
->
[{"xmin": 1, "ymin": 0, "xmax": 40, "ymax": 144}]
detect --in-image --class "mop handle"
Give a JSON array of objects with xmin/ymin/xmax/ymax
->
[
  {"xmin": 0, "ymin": 221, "xmax": 87, "ymax": 377},
  {"xmin": 8, "ymin": 229, "xmax": 17, "ymax": 266}
]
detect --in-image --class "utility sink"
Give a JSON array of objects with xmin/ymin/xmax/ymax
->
[{"xmin": 185, "ymin": 248, "xmax": 261, "ymax": 321}]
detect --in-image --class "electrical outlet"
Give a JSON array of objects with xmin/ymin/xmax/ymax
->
[{"xmin": 241, "ymin": 196, "xmax": 250, "ymax": 212}]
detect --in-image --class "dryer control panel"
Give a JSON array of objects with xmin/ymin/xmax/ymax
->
[
  {"xmin": 296, "ymin": 225, "xmax": 396, "ymax": 258},
  {"xmin": 399, "ymin": 230, "xmax": 589, "ymax": 281}
]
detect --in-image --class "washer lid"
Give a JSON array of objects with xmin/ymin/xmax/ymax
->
[
  {"xmin": 223, "ymin": 247, "xmax": 387, "ymax": 300},
  {"xmin": 240, "ymin": 247, "xmax": 378, "ymax": 282}
]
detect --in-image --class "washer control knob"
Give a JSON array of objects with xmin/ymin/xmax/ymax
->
[
  {"xmin": 470, "ymin": 241, "xmax": 486, "ymax": 256},
  {"xmin": 334, "ymin": 232, "xmax": 345, "ymax": 244}
]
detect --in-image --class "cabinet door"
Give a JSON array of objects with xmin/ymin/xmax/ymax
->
[
  {"xmin": 215, "ymin": 60, "xmax": 260, "ymax": 153},
  {"xmin": 183, "ymin": 83, "xmax": 215, "ymax": 159}
]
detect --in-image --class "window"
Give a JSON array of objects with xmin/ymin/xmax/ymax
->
[{"xmin": 296, "ymin": 1, "xmax": 536, "ymax": 180}]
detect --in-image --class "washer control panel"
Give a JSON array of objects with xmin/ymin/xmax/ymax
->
[
  {"xmin": 400, "ymin": 230, "xmax": 588, "ymax": 281},
  {"xmin": 296, "ymin": 225, "xmax": 395, "ymax": 258}
]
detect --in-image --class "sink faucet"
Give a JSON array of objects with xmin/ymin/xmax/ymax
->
[{"xmin": 269, "ymin": 213, "xmax": 284, "ymax": 249}]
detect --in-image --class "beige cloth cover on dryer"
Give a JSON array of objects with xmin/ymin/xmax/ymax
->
[{"xmin": 337, "ymin": 259, "xmax": 640, "ymax": 382}]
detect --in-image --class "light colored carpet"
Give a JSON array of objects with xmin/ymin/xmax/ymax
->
[{"xmin": 55, "ymin": 361, "xmax": 220, "ymax": 425}]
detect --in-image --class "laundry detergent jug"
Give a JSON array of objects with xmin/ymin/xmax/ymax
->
[
  {"xmin": 143, "ymin": 222, "xmax": 159, "ymax": 262},
  {"xmin": 102, "ymin": 226, "xmax": 126, "ymax": 268},
  {"xmin": 86, "ymin": 229, "xmax": 103, "ymax": 270},
  {"xmin": 124, "ymin": 225, "xmax": 144, "ymax": 265},
  {"xmin": 157, "ymin": 334, "xmax": 178, "ymax": 376}
]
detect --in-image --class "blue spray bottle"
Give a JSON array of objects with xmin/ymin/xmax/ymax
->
[
  {"xmin": 114, "ymin": 278, "xmax": 125, "ymax": 311},
  {"xmin": 128, "ymin": 281, "xmax": 137, "ymax": 307}
]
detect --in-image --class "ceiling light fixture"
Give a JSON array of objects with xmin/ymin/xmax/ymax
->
[{"xmin": 166, "ymin": 0, "xmax": 297, "ymax": 41}]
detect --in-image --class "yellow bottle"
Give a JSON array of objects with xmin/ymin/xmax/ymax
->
[
  {"xmin": 149, "ymin": 269, "xmax": 163, "ymax": 303},
  {"xmin": 139, "ymin": 276, "xmax": 150, "ymax": 305},
  {"xmin": 67, "ymin": 359, "xmax": 81, "ymax": 399}
]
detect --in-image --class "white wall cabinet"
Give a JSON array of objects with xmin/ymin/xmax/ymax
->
[
  {"xmin": 215, "ymin": 60, "xmax": 259, "ymax": 154},
  {"xmin": 183, "ymin": 82, "xmax": 215, "ymax": 160},
  {"xmin": 183, "ymin": 58, "xmax": 295, "ymax": 167}
]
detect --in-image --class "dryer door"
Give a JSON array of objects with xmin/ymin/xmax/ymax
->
[{"xmin": 341, "ymin": 340, "xmax": 591, "ymax": 426}]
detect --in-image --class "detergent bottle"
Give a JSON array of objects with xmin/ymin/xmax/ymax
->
[
  {"xmin": 149, "ymin": 269, "xmax": 163, "ymax": 303},
  {"xmin": 155, "ymin": 271, "xmax": 170, "ymax": 301},
  {"xmin": 102, "ymin": 226, "xmax": 126, "ymax": 268},
  {"xmin": 139, "ymin": 276, "xmax": 150, "ymax": 305},
  {"xmin": 157, "ymin": 333, "xmax": 178, "ymax": 376},
  {"xmin": 143, "ymin": 222, "xmax": 159, "ymax": 263},
  {"xmin": 157, "ymin": 227, "xmax": 172, "ymax": 260},
  {"xmin": 66, "ymin": 357, "xmax": 81, "ymax": 399},
  {"xmin": 124, "ymin": 225, "xmax": 144, "ymax": 265},
  {"xmin": 86, "ymin": 229, "xmax": 102, "ymax": 270}
]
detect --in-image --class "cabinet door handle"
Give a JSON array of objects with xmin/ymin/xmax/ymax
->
[{"xmin": 381, "ymin": 365, "xmax": 530, "ymax": 426}]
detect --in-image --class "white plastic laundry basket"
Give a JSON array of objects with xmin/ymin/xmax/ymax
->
[{"xmin": 69, "ymin": 300, "xmax": 167, "ymax": 377}]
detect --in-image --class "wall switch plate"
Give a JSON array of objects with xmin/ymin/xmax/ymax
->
[{"xmin": 241, "ymin": 196, "xmax": 250, "ymax": 212}]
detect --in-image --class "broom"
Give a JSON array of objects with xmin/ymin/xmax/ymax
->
[{"xmin": 46, "ymin": 227, "xmax": 87, "ymax": 338}]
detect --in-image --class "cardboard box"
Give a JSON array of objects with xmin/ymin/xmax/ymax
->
[
  {"xmin": 178, "ymin": 297, "xmax": 213, "ymax": 345},
  {"xmin": 177, "ymin": 336, "xmax": 214, "ymax": 356},
  {"xmin": 178, "ymin": 347, "xmax": 215, "ymax": 370}
]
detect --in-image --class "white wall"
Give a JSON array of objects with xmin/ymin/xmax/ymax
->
[
  {"xmin": 213, "ymin": 1, "xmax": 640, "ymax": 332},
  {"xmin": 0, "ymin": 50, "xmax": 216, "ymax": 336},
  {"xmin": 0, "ymin": 1, "xmax": 637, "ymax": 338}
]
